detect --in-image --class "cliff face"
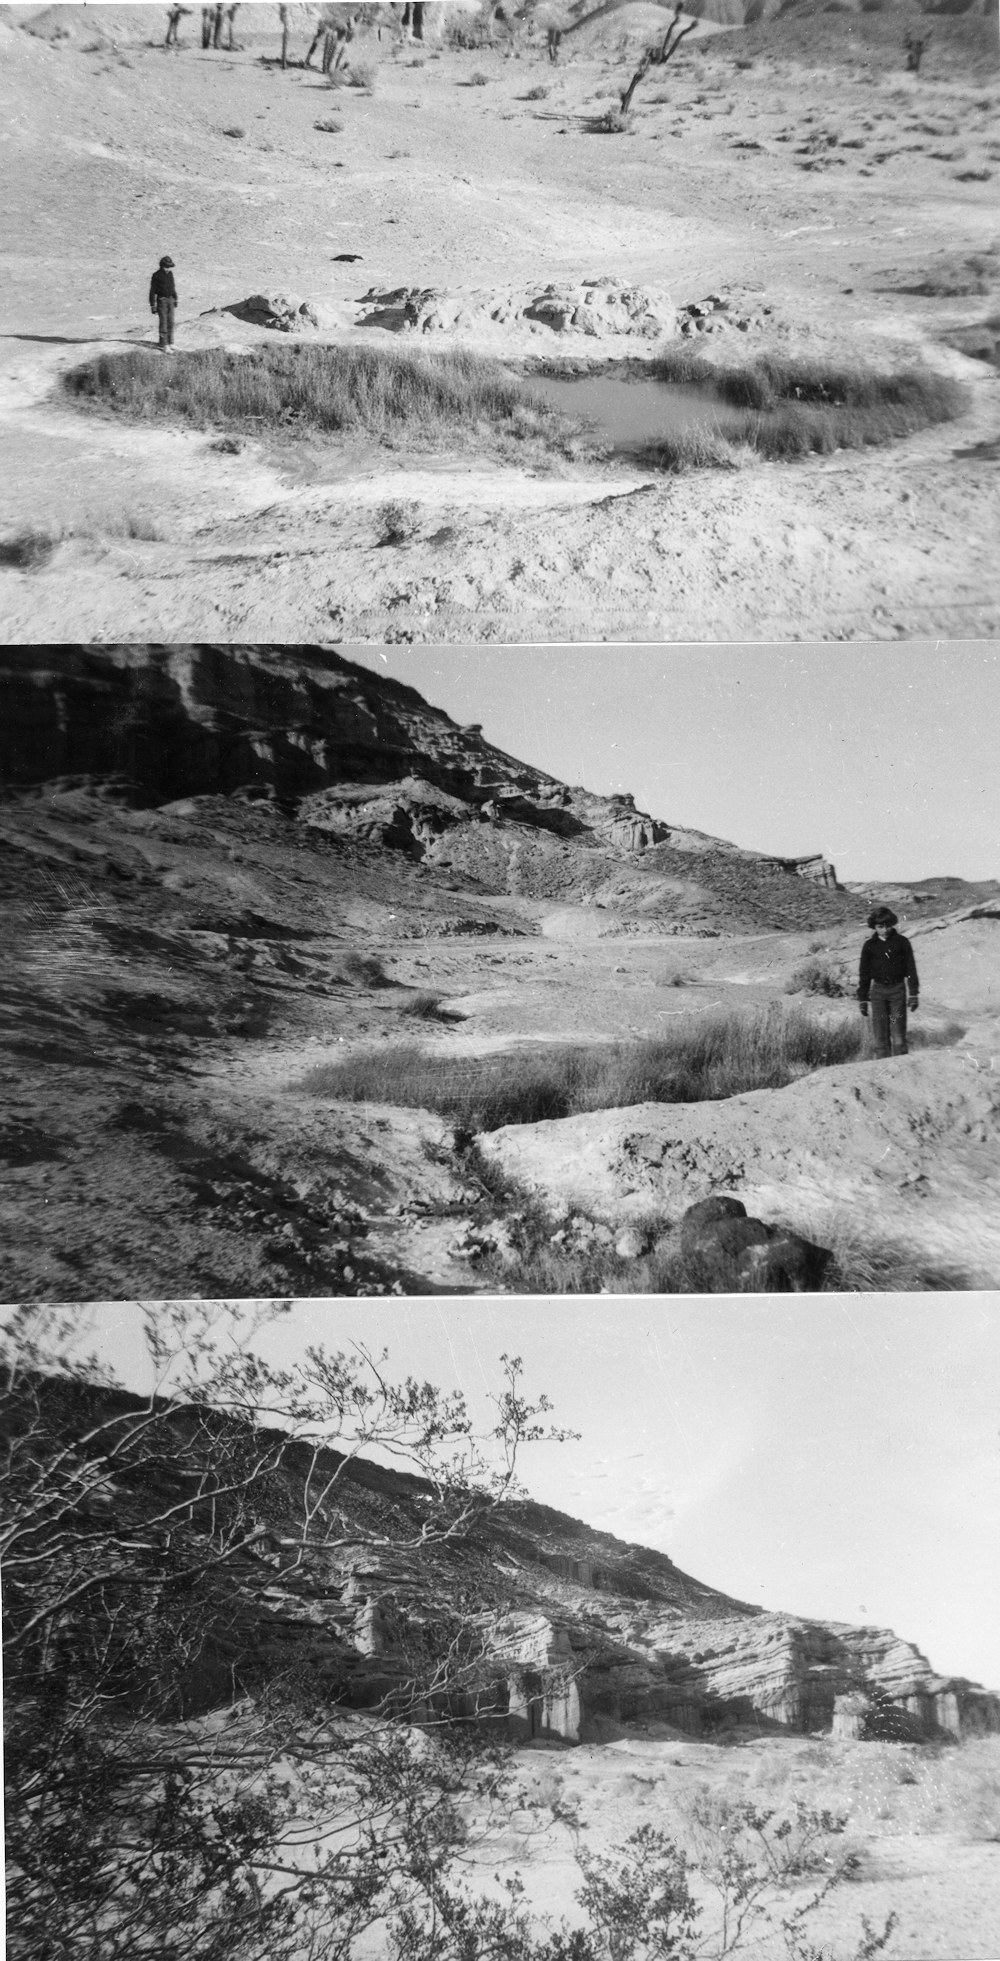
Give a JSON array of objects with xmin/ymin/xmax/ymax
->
[
  {"xmin": 26, "ymin": 1376, "xmax": 996, "ymax": 1750},
  {"xmin": 1, "ymin": 646, "xmax": 866, "ymax": 932}
]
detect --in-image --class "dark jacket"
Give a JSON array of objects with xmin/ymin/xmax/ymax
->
[
  {"xmin": 149, "ymin": 267, "xmax": 178, "ymax": 306},
  {"xmin": 858, "ymin": 930, "xmax": 919, "ymax": 1001}
]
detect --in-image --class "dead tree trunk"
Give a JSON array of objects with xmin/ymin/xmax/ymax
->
[
  {"xmin": 619, "ymin": 3, "xmax": 695, "ymax": 114},
  {"xmin": 278, "ymin": 2, "xmax": 288, "ymax": 67}
]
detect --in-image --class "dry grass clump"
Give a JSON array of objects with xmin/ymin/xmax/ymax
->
[
  {"xmin": 295, "ymin": 1006, "xmax": 864, "ymax": 1133},
  {"xmin": 61, "ymin": 344, "xmax": 574, "ymax": 455}
]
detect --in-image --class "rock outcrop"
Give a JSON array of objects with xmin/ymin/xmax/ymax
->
[
  {"xmin": 359, "ymin": 277, "xmax": 676, "ymax": 342},
  {"xmin": 29, "ymin": 1373, "xmax": 1000, "ymax": 1747}
]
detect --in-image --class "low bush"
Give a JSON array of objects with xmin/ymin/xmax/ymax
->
[
  {"xmin": 338, "ymin": 952, "xmax": 390, "ymax": 988},
  {"xmin": 295, "ymin": 1006, "xmax": 863, "ymax": 1132},
  {"xmin": 469, "ymin": 69, "xmax": 490, "ymax": 86},
  {"xmin": 346, "ymin": 58, "xmax": 377, "ymax": 90},
  {"xmin": 785, "ymin": 957, "xmax": 849, "ymax": 997},
  {"xmin": 376, "ymin": 498, "xmax": 421, "ymax": 546},
  {"xmin": 595, "ymin": 105, "xmax": 633, "ymax": 133},
  {"xmin": 400, "ymin": 991, "xmax": 464, "ymax": 1023}
]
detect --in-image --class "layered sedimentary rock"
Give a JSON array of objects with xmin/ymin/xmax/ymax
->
[
  {"xmin": 21, "ymin": 1373, "xmax": 999, "ymax": 1747},
  {"xmin": 1, "ymin": 648, "xmax": 856, "ymax": 932}
]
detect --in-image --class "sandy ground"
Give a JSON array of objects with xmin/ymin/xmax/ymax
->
[
  {"xmin": 426, "ymin": 1731, "xmax": 1000, "ymax": 1961},
  {"xmin": 440, "ymin": 1732, "xmax": 1000, "ymax": 1961},
  {"xmin": 1, "ymin": 4, "xmax": 998, "ymax": 642}
]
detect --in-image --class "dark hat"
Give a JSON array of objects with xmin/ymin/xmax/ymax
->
[
  {"xmin": 867, "ymin": 906, "xmax": 898, "ymax": 928},
  {"xmin": 159, "ymin": 256, "xmax": 175, "ymax": 268}
]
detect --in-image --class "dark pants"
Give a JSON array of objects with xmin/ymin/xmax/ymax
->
[
  {"xmin": 869, "ymin": 982, "xmax": 908, "ymax": 1057},
  {"xmin": 156, "ymin": 297, "xmax": 175, "ymax": 348}
]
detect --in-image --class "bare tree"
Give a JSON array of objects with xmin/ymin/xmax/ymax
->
[
  {"xmin": 2, "ymin": 1303, "xmax": 573, "ymax": 1961},
  {"xmin": 619, "ymin": 2, "xmax": 696, "ymax": 117}
]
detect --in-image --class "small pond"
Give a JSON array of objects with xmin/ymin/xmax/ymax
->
[{"xmin": 527, "ymin": 371, "xmax": 732, "ymax": 452}]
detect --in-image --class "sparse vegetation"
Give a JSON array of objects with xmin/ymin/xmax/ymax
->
[
  {"xmin": 785, "ymin": 957, "xmax": 850, "ymax": 997},
  {"xmin": 61, "ymin": 344, "xmax": 577, "ymax": 457},
  {"xmin": 638, "ymin": 355, "xmax": 969, "ymax": 469},
  {"xmin": 345, "ymin": 57, "xmax": 377, "ymax": 91},
  {"xmin": 296, "ymin": 1007, "xmax": 864, "ymax": 1132},
  {"xmin": 400, "ymin": 990, "xmax": 464, "ymax": 1023},
  {"xmin": 377, "ymin": 498, "xmax": 422, "ymax": 546},
  {"xmin": 595, "ymin": 104, "xmax": 634, "ymax": 134},
  {"xmin": 0, "ymin": 528, "xmax": 60, "ymax": 571},
  {"xmin": 338, "ymin": 951, "xmax": 391, "ymax": 989}
]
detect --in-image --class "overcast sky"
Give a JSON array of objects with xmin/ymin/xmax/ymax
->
[
  {"xmin": 347, "ymin": 644, "xmax": 999, "ymax": 886},
  {"xmin": 61, "ymin": 1295, "xmax": 1000, "ymax": 1694}
]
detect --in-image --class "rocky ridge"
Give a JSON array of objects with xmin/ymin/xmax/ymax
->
[{"xmin": 0, "ymin": 646, "xmax": 859, "ymax": 935}]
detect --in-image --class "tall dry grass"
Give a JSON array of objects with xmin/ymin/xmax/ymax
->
[
  {"xmin": 295, "ymin": 1005, "xmax": 864, "ymax": 1133},
  {"xmin": 61, "ymin": 344, "xmax": 571, "ymax": 450}
]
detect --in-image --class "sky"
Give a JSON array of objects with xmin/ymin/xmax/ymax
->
[
  {"xmin": 346, "ymin": 644, "xmax": 1000, "ymax": 886},
  {"xmin": 43, "ymin": 1294, "xmax": 1000, "ymax": 1694}
]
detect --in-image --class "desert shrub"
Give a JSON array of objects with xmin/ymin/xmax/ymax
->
[
  {"xmin": 314, "ymin": 117, "xmax": 343, "ymax": 132},
  {"xmin": 469, "ymin": 68, "xmax": 490, "ymax": 85},
  {"xmin": 400, "ymin": 991, "xmax": 464, "ymax": 1022},
  {"xmin": 376, "ymin": 499, "xmax": 421, "ymax": 546},
  {"xmin": 61, "ymin": 344, "xmax": 575, "ymax": 455},
  {"xmin": 338, "ymin": 951, "xmax": 390, "ymax": 988},
  {"xmin": 912, "ymin": 251, "xmax": 997, "ymax": 296},
  {"xmin": 296, "ymin": 1007, "xmax": 864, "ymax": 1132},
  {"xmin": 595, "ymin": 104, "xmax": 633, "ymax": 133},
  {"xmin": 346, "ymin": 57, "xmax": 377, "ymax": 89},
  {"xmin": 0, "ymin": 528, "xmax": 60, "ymax": 571},
  {"xmin": 785, "ymin": 957, "xmax": 849, "ymax": 997},
  {"xmin": 221, "ymin": 124, "xmax": 245, "ymax": 138},
  {"xmin": 525, "ymin": 83, "xmax": 549, "ymax": 99},
  {"xmin": 208, "ymin": 434, "xmax": 243, "ymax": 453}
]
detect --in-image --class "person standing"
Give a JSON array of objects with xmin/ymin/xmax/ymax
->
[
  {"xmin": 857, "ymin": 906, "xmax": 919, "ymax": 1057},
  {"xmin": 165, "ymin": 4, "xmax": 189, "ymax": 45},
  {"xmin": 201, "ymin": 6, "xmax": 213, "ymax": 46},
  {"xmin": 149, "ymin": 255, "xmax": 178, "ymax": 351},
  {"xmin": 212, "ymin": 2, "xmax": 224, "ymax": 48}
]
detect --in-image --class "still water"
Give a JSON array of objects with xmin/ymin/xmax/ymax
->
[{"xmin": 527, "ymin": 372, "xmax": 730, "ymax": 450}]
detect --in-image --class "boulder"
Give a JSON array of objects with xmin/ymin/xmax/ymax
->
[{"xmin": 224, "ymin": 293, "xmax": 320, "ymax": 333}]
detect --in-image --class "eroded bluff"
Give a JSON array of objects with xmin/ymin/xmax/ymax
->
[
  {"xmin": 1, "ymin": 646, "xmax": 855, "ymax": 930},
  {"xmin": 35, "ymin": 1376, "xmax": 997, "ymax": 1748}
]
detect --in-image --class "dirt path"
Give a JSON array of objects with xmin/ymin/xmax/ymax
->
[{"xmin": 1, "ymin": 7, "xmax": 997, "ymax": 642}]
